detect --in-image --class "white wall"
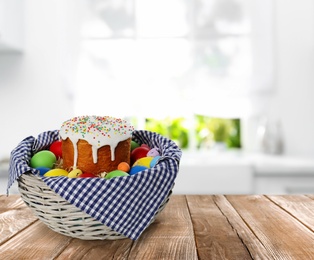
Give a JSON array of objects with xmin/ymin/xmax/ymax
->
[
  {"xmin": 0, "ymin": 1, "xmax": 76, "ymax": 158},
  {"xmin": 269, "ymin": 0, "xmax": 314, "ymax": 156},
  {"xmin": 1, "ymin": 0, "xmax": 314, "ymax": 159},
  {"xmin": 243, "ymin": 0, "xmax": 314, "ymax": 157}
]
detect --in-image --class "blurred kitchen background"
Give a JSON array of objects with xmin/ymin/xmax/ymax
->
[{"xmin": 1, "ymin": 0, "xmax": 314, "ymax": 195}]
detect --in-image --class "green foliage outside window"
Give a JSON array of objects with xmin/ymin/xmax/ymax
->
[
  {"xmin": 195, "ymin": 115, "xmax": 241, "ymax": 149},
  {"xmin": 145, "ymin": 115, "xmax": 241, "ymax": 149},
  {"xmin": 145, "ymin": 117, "xmax": 189, "ymax": 149}
]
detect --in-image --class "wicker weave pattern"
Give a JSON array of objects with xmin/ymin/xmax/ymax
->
[{"xmin": 18, "ymin": 173, "xmax": 171, "ymax": 240}]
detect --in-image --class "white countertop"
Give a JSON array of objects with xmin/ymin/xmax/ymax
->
[
  {"xmin": 249, "ymin": 154, "xmax": 314, "ymax": 175},
  {"xmin": 181, "ymin": 150, "xmax": 314, "ymax": 175}
]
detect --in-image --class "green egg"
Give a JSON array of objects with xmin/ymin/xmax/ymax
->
[
  {"xmin": 105, "ymin": 170, "xmax": 129, "ymax": 179},
  {"xmin": 30, "ymin": 150, "xmax": 57, "ymax": 169},
  {"xmin": 131, "ymin": 141, "xmax": 140, "ymax": 151}
]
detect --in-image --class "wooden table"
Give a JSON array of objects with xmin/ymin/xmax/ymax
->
[{"xmin": 1, "ymin": 194, "xmax": 314, "ymax": 259}]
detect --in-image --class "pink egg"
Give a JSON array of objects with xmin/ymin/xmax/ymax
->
[
  {"xmin": 147, "ymin": 147, "xmax": 160, "ymax": 157},
  {"xmin": 141, "ymin": 144, "xmax": 150, "ymax": 149}
]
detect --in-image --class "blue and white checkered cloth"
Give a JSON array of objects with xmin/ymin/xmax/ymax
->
[{"xmin": 7, "ymin": 130, "xmax": 181, "ymax": 240}]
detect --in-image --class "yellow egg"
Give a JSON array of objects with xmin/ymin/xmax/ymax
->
[
  {"xmin": 68, "ymin": 169, "xmax": 83, "ymax": 178},
  {"xmin": 133, "ymin": 157, "xmax": 154, "ymax": 168},
  {"xmin": 44, "ymin": 169, "xmax": 68, "ymax": 177}
]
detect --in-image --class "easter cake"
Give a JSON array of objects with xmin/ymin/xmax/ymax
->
[{"xmin": 60, "ymin": 115, "xmax": 134, "ymax": 175}]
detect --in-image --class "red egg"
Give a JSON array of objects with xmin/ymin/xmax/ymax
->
[
  {"xmin": 49, "ymin": 140, "xmax": 62, "ymax": 159},
  {"xmin": 79, "ymin": 172, "xmax": 97, "ymax": 178},
  {"xmin": 131, "ymin": 146, "xmax": 150, "ymax": 164}
]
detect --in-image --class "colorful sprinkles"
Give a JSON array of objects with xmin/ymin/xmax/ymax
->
[{"xmin": 60, "ymin": 116, "xmax": 134, "ymax": 139}]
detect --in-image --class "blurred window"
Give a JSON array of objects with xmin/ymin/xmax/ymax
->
[{"xmin": 76, "ymin": 0, "xmax": 273, "ymax": 149}]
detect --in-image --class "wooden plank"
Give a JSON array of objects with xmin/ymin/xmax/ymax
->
[
  {"xmin": 267, "ymin": 195, "xmax": 314, "ymax": 232},
  {"xmin": 0, "ymin": 195, "xmax": 26, "ymax": 213},
  {"xmin": 226, "ymin": 195, "xmax": 314, "ymax": 259},
  {"xmin": 127, "ymin": 195, "xmax": 198, "ymax": 260},
  {"xmin": 0, "ymin": 221, "xmax": 73, "ymax": 259},
  {"xmin": 186, "ymin": 195, "xmax": 252, "ymax": 260},
  {"xmin": 0, "ymin": 194, "xmax": 38, "ymax": 245},
  {"xmin": 0, "ymin": 207, "xmax": 38, "ymax": 245},
  {"xmin": 57, "ymin": 195, "xmax": 198, "ymax": 260},
  {"xmin": 306, "ymin": 194, "xmax": 314, "ymax": 200},
  {"xmin": 213, "ymin": 195, "xmax": 272, "ymax": 259},
  {"xmin": 55, "ymin": 237, "xmax": 133, "ymax": 259}
]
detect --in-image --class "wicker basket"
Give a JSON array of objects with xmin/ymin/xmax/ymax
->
[{"xmin": 18, "ymin": 173, "xmax": 172, "ymax": 240}]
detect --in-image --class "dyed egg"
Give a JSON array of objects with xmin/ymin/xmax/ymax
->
[
  {"xmin": 105, "ymin": 170, "xmax": 129, "ymax": 179},
  {"xmin": 36, "ymin": 167, "xmax": 50, "ymax": 176},
  {"xmin": 44, "ymin": 169, "xmax": 68, "ymax": 177},
  {"xmin": 129, "ymin": 165, "xmax": 148, "ymax": 175},
  {"xmin": 30, "ymin": 150, "xmax": 56, "ymax": 169},
  {"xmin": 131, "ymin": 146, "xmax": 150, "ymax": 164},
  {"xmin": 79, "ymin": 173, "xmax": 97, "ymax": 178},
  {"xmin": 141, "ymin": 144, "xmax": 150, "ymax": 149},
  {"xmin": 49, "ymin": 140, "xmax": 62, "ymax": 159},
  {"xmin": 147, "ymin": 147, "xmax": 160, "ymax": 157},
  {"xmin": 68, "ymin": 168, "xmax": 83, "ymax": 178},
  {"xmin": 117, "ymin": 162, "xmax": 130, "ymax": 173},
  {"xmin": 150, "ymin": 156, "xmax": 161, "ymax": 168},
  {"xmin": 131, "ymin": 141, "xmax": 140, "ymax": 151},
  {"xmin": 133, "ymin": 157, "xmax": 154, "ymax": 168}
]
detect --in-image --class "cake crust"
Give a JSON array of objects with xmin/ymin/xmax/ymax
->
[{"xmin": 62, "ymin": 137, "xmax": 131, "ymax": 174}]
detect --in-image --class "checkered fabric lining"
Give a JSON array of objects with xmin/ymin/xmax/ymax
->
[{"xmin": 7, "ymin": 130, "xmax": 181, "ymax": 240}]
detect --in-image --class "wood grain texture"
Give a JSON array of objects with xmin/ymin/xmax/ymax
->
[
  {"xmin": 213, "ymin": 195, "xmax": 271, "ymax": 259},
  {"xmin": 0, "ymin": 195, "xmax": 26, "ymax": 213},
  {"xmin": 226, "ymin": 195, "xmax": 314, "ymax": 259},
  {"xmin": 0, "ymin": 207, "xmax": 38, "ymax": 245},
  {"xmin": 0, "ymin": 221, "xmax": 73, "ymax": 259},
  {"xmin": 0, "ymin": 194, "xmax": 38, "ymax": 245},
  {"xmin": 127, "ymin": 195, "xmax": 198, "ymax": 260},
  {"xmin": 267, "ymin": 195, "xmax": 314, "ymax": 232},
  {"xmin": 1, "ymin": 194, "xmax": 314, "ymax": 259},
  {"xmin": 56, "ymin": 238, "xmax": 133, "ymax": 259},
  {"xmin": 186, "ymin": 195, "xmax": 252, "ymax": 260},
  {"xmin": 305, "ymin": 194, "xmax": 314, "ymax": 200}
]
